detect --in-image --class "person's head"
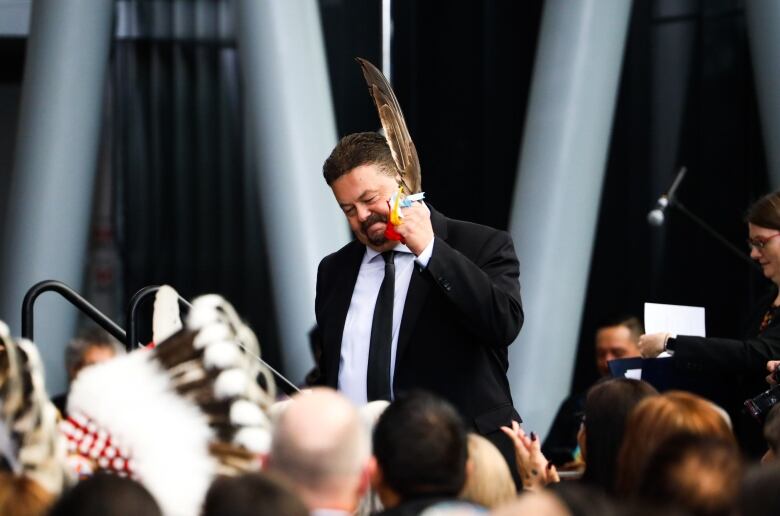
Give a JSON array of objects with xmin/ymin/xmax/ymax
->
[
  {"xmin": 492, "ymin": 490, "xmax": 572, "ymax": 516},
  {"xmin": 737, "ymin": 462, "xmax": 780, "ymax": 516},
  {"xmin": 202, "ymin": 473, "xmax": 308, "ymax": 516},
  {"xmin": 0, "ymin": 473, "xmax": 53, "ymax": 516},
  {"xmin": 324, "ymin": 132, "xmax": 402, "ymax": 252},
  {"xmin": 761, "ymin": 403, "xmax": 780, "ymax": 463},
  {"xmin": 268, "ymin": 388, "xmax": 370, "ymax": 512},
  {"xmin": 48, "ymin": 474, "xmax": 161, "ymax": 516},
  {"xmin": 594, "ymin": 316, "xmax": 643, "ymax": 377},
  {"xmin": 746, "ymin": 191, "xmax": 780, "ymax": 285},
  {"xmin": 458, "ymin": 433, "xmax": 515, "ymax": 509},
  {"xmin": 550, "ymin": 482, "xmax": 619, "ymax": 516},
  {"xmin": 637, "ymin": 433, "xmax": 743, "ymax": 516},
  {"xmin": 578, "ymin": 378, "xmax": 658, "ymax": 493},
  {"xmin": 64, "ymin": 327, "xmax": 124, "ymax": 382},
  {"xmin": 371, "ymin": 390, "xmax": 468, "ymax": 507},
  {"xmin": 616, "ymin": 391, "xmax": 735, "ymax": 495}
]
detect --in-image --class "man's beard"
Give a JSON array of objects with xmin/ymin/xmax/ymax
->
[{"xmin": 362, "ymin": 213, "xmax": 388, "ymax": 246}]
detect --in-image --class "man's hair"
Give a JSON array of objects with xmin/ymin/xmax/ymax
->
[
  {"xmin": 764, "ymin": 404, "xmax": 780, "ymax": 453},
  {"xmin": 637, "ymin": 433, "xmax": 743, "ymax": 516},
  {"xmin": 746, "ymin": 191, "xmax": 780, "ymax": 230},
  {"xmin": 64, "ymin": 326, "xmax": 124, "ymax": 376},
  {"xmin": 738, "ymin": 462, "xmax": 780, "ymax": 516},
  {"xmin": 270, "ymin": 389, "xmax": 370, "ymax": 493},
  {"xmin": 49, "ymin": 473, "xmax": 162, "ymax": 516},
  {"xmin": 322, "ymin": 132, "xmax": 398, "ymax": 185},
  {"xmin": 596, "ymin": 315, "xmax": 643, "ymax": 342},
  {"xmin": 373, "ymin": 390, "xmax": 468, "ymax": 499},
  {"xmin": 202, "ymin": 473, "xmax": 308, "ymax": 516}
]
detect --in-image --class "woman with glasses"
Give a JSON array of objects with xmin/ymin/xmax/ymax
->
[{"xmin": 638, "ymin": 190, "xmax": 780, "ymax": 456}]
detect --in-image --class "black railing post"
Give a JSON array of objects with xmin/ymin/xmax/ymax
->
[{"xmin": 22, "ymin": 280, "xmax": 126, "ymax": 344}]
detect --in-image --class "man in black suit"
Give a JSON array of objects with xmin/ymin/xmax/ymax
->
[{"xmin": 313, "ymin": 132, "xmax": 524, "ymax": 481}]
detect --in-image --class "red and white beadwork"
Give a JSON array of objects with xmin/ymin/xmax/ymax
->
[{"xmin": 60, "ymin": 411, "xmax": 134, "ymax": 478}]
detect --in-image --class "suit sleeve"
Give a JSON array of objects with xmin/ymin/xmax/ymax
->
[
  {"xmin": 311, "ymin": 258, "xmax": 329, "ymax": 386},
  {"xmin": 425, "ymin": 229, "xmax": 523, "ymax": 347},
  {"xmin": 671, "ymin": 326, "xmax": 780, "ymax": 376}
]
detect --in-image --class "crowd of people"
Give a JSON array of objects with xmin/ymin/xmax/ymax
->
[{"xmin": 4, "ymin": 365, "xmax": 780, "ymax": 515}]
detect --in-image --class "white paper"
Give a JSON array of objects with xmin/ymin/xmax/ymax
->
[
  {"xmin": 644, "ymin": 302, "xmax": 706, "ymax": 337},
  {"xmin": 625, "ymin": 368, "xmax": 642, "ymax": 380}
]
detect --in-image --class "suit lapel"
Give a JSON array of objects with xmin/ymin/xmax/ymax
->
[
  {"xmin": 394, "ymin": 205, "xmax": 448, "ymax": 378},
  {"xmin": 323, "ymin": 241, "xmax": 365, "ymax": 386}
]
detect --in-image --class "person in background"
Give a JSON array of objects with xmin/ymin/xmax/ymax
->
[
  {"xmin": 202, "ymin": 473, "xmax": 308, "ymax": 516},
  {"xmin": 636, "ymin": 433, "xmax": 743, "ymax": 516},
  {"xmin": 543, "ymin": 316, "xmax": 643, "ymax": 466},
  {"xmin": 48, "ymin": 474, "xmax": 161, "ymax": 516},
  {"xmin": 615, "ymin": 391, "xmax": 735, "ymax": 496},
  {"xmin": 51, "ymin": 327, "xmax": 124, "ymax": 415},
  {"xmin": 760, "ymin": 403, "xmax": 780, "ymax": 463},
  {"xmin": 268, "ymin": 388, "xmax": 371, "ymax": 516},
  {"xmin": 459, "ymin": 433, "xmax": 516, "ymax": 509},
  {"xmin": 639, "ymin": 191, "xmax": 780, "ymax": 456},
  {"xmin": 371, "ymin": 391, "xmax": 470, "ymax": 515}
]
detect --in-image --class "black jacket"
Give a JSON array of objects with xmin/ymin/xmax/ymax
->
[{"xmin": 314, "ymin": 206, "xmax": 524, "ymax": 434}]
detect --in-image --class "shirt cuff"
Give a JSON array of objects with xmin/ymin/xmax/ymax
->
[{"xmin": 415, "ymin": 238, "xmax": 435, "ymax": 268}]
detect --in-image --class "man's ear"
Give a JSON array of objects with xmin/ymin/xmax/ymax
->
[
  {"xmin": 368, "ymin": 456, "xmax": 382, "ymax": 490},
  {"xmin": 464, "ymin": 457, "xmax": 475, "ymax": 484},
  {"xmin": 577, "ymin": 425, "xmax": 587, "ymax": 461}
]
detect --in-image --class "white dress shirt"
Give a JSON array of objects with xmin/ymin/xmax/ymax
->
[{"xmin": 338, "ymin": 239, "xmax": 434, "ymax": 405}]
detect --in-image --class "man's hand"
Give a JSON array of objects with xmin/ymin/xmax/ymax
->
[
  {"xmin": 767, "ymin": 360, "xmax": 780, "ymax": 385},
  {"xmin": 638, "ymin": 332, "xmax": 670, "ymax": 358},
  {"xmin": 395, "ymin": 202, "xmax": 434, "ymax": 256}
]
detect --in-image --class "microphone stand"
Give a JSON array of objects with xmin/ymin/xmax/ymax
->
[{"xmin": 666, "ymin": 198, "xmax": 762, "ymax": 273}]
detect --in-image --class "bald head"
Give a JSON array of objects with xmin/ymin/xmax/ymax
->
[{"xmin": 269, "ymin": 388, "xmax": 370, "ymax": 508}]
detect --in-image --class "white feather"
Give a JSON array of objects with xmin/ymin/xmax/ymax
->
[
  {"xmin": 214, "ymin": 369, "xmax": 247, "ymax": 400},
  {"xmin": 152, "ymin": 285, "xmax": 183, "ymax": 344},
  {"xmin": 229, "ymin": 400, "xmax": 270, "ymax": 427},
  {"xmin": 203, "ymin": 341, "xmax": 242, "ymax": 370},
  {"xmin": 193, "ymin": 323, "xmax": 231, "ymax": 349},
  {"xmin": 233, "ymin": 427, "xmax": 272, "ymax": 454},
  {"xmin": 186, "ymin": 295, "xmax": 227, "ymax": 331},
  {"xmin": 68, "ymin": 352, "xmax": 217, "ymax": 516}
]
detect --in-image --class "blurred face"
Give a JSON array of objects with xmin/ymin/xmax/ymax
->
[
  {"xmin": 595, "ymin": 325, "xmax": 640, "ymax": 376},
  {"xmin": 70, "ymin": 345, "xmax": 116, "ymax": 381},
  {"xmin": 331, "ymin": 164, "xmax": 400, "ymax": 252},
  {"xmin": 749, "ymin": 223, "xmax": 780, "ymax": 285}
]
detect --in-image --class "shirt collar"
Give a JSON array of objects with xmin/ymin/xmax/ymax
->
[{"xmin": 365, "ymin": 242, "xmax": 413, "ymax": 262}]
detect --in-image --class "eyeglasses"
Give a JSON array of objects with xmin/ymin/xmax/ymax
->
[{"xmin": 747, "ymin": 233, "xmax": 780, "ymax": 250}]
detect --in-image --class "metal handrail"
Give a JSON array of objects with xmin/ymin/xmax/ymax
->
[{"xmin": 21, "ymin": 280, "xmax": 126, "ymax": 344}]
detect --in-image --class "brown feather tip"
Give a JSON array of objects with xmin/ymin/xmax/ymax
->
[{"xmin": 355, "ymin": 57, "xmax": 422, "ymax": 193}]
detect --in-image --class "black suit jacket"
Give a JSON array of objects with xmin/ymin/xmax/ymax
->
[
  {"xmin": 314, "ymin": 206, "xmax": 523, "ymax": 434},
  {"xmin": 668, "ymin": 286, "xmax": 780, "ymax": 456}
]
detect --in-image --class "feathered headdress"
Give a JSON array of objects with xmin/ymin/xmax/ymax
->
[
  {"xmin": 0, "ymin": 322, "xmax": 71, "ymax": 496},
  {"xmin": 63, "ymin": 294, "xmax": 276, "ymax": 516}
]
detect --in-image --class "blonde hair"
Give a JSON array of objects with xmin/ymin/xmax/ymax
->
[
  {"xmin": 616, "ymin": 391, "xmax": 734, "ymax": 495},
  {"xmin": 459, "ymin": 433, "xmax": 516, "ymax": 508}
]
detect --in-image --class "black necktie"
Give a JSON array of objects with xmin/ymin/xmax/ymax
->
[{"xmin": 367, "ymin": 251, "xmax": 395, "ymax": 401}]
